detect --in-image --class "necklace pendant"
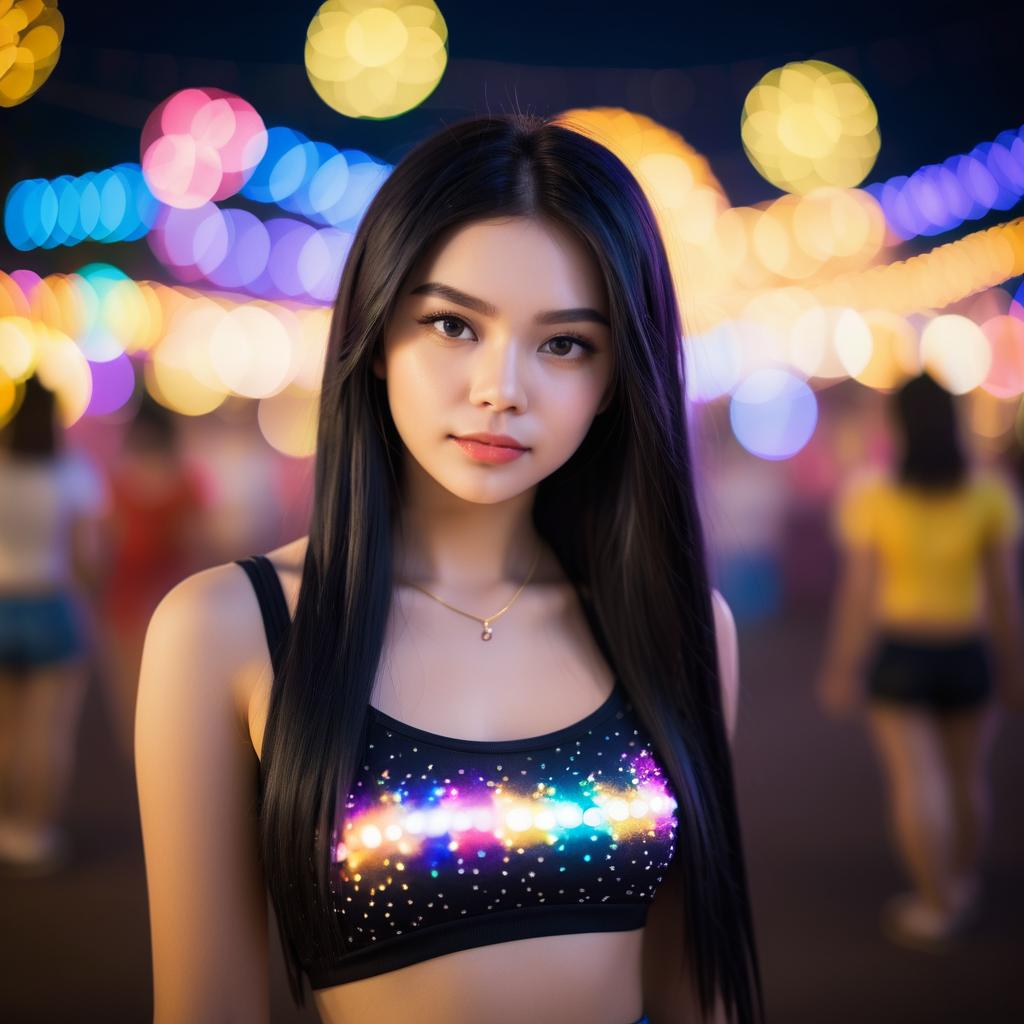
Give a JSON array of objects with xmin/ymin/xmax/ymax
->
[{"xmin": 481, "ymin": 621, "xmax": 493, "ymax": 641}]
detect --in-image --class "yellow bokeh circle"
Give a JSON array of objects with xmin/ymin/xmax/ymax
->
[
  {"xmin": 305, "ymin": 0, "xmax": 448, "ymax": 120},
  {"xmin": 553, "ymin": 106, "xmax": 731, "ymax": 335},
  {"xmin": 0, "ymin": 0, "xmax": 64, "ymax": 108},
  {"xmin": 741, "ymin": 60, "xmax": 880, "ymax": 194}
]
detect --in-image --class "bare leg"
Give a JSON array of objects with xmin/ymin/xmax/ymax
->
[
  {"xmin": 0, "ymin": 672, "xmax": 26, "ymax": 813},
  {"xmin": 866, "ymin": 703, "xmax": 956, "ymax": 913},
  {"xmin": 5, "ymin": 658, "xmax": 90, "ymax": 831},
  {"xmin": 934, "ymin": 702, "xmax": 1000, "ymax": 886}
]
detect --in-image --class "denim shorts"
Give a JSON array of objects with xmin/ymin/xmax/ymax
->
[
  {"xmin": 866, "ymin": 632, "xmax": 993, "ymax": 713},
  {"xmin": 0, "ymin": 591, "xmax": 86, "ymax": 674}
]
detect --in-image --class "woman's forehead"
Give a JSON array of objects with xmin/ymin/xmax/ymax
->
[{"xmin": 405, "ymin": 218, "xmax": 608, "ymax": 313}]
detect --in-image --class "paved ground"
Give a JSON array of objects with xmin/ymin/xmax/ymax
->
[
  {"xmin": 1, "ymin": 604, "xmax": 1021, "ymax": 1023},
  {"xmin": 736, "ymin": 606, "xmax": 1023, "ymax": 1024}
]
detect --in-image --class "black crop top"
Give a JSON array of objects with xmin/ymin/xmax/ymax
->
[{"xmin": 236, "ymin": 553, "xmax": 681, "ymax": 990}]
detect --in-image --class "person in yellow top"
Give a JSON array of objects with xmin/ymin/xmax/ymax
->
[{"xmin": 816, "ymin": 371, "xmax": 1024, "ymax": 950}]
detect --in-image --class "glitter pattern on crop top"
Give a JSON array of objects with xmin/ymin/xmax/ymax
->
[{"xmin": 234, "ymin": 554, "xmax": 682, "ymax": 991}]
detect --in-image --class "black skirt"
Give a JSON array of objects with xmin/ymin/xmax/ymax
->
[{"xmin": 865, "ymin": 632, "xmax": 993, "ymax": 713}]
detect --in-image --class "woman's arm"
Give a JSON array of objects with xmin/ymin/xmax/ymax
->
[
  {"xmin": 135, "ymin": 568, "xmax": 270, "ymax": 1023},
  {"xmin": 817, "ymin": 542, "xmax": 878, "ymax": 716},
  {"xmin": 641, "ymin": 854, "xmax": 731, "ymax": 1024},
  {"xmin": 641, "ymin": 588, "xmax": 739, "ymax": 1023},
  {"xmin": 980, "ymin": 536, "xmax": 1024, "ymax": 709},
  {"xmin": 711, "ymin": 587, "xmax": 739, "ymax": 744}
]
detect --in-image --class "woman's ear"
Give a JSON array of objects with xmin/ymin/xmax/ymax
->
[{"xmin": 372, "ymin": 352, "xmax": 386, "ymax": 380}]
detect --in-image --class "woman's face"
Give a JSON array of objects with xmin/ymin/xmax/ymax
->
[{"xmin": 373, "ymin": 216, "xmax": 614, "ymax": 505}]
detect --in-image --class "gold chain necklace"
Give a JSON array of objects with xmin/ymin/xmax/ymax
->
[{"xmin": 397, "ymin": 546, "xmax": 542, "ymax": 641}]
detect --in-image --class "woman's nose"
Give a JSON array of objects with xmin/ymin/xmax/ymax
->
[{"xmin": 468, "ymin": 337, "xmax": 527, "ymax": 411}]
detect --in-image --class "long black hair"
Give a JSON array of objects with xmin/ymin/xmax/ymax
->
[
  {"xmin": 260, "ymin": 111, "xmax": 764, "ymax": 1022},
  {"xmin": 891, "ymin": 371, "xmax": 968, "ymax": 490},
  {"xmin": 0, "ymin": 374, "xmax": 60, "ymax": 460}
]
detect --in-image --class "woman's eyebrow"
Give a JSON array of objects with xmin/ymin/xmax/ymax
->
[{"xmin": 410, "ymin": 281, "xmax": 610, "ymax": 327}]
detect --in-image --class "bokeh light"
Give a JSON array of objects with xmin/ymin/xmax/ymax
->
[
  {"xmin": 140, "ymin": 88, "xmax": 268, "ymax": 208},
  {"xmin": 209, "ymin": 304, "xmax": 296, "ymax": 398},
  {"xmin": 557, "ymin": 106, "xmax": 734, "ymax": 336},
  {"xmin": 853, "ymin": 309, "xmax": 920, "ymax": 389},
  {"xmin": 729, "ymin": 368, "xmax": 819, "ymax": 460},
  {"xmin": 1011, "ymin": 279, "xmax": 1024, "ymax": 321},
  {"xmin": 741, "ymin": 60, "xmax": 880, "ymax": 194},
  {"xmin": 816, "ymin": 217, "xmax": 1024, "ymax": 316},
  {"xmin": 240, "ymin": 125, "xmax": 391, "ymax": 227},
  {"xmin": 4, "ymin": 85, "xmax": 1024, "ymax": 464},
  {"xmin": 965, "ymin": 385, "xmax": 1020, "ymax": 444},
  {"xmin": 146, "ymin": 202, "xmax": 353, "ymax": 302},
  {"xmin": 920, "ymin": 314, "xmax": 992, "ymax": 394},
  {"xmin": 865, "ymin": 126, "xmax": 1024, "ymax": 242},
  {"xmin": 76, "ymin": 262, "xmax": 158, "ymax": 361},
  {"xmin": 0, "ymin": 367, "xmax": 19, "ymax": 429},
  {"xmin": 684, "ymin": 320, "xmax": 745, "ymax": 402},
  {"xmin": 4, "ymin": 164, "xmax": 159, "ymax": 251},
  {"xmin": 84, "ymin": 350, "xmax": 137, "ymax": 417},
  {"xmin": 789, "ymin": 305, "xmax": 873, "ymax": 380},
  {"xmin": 0, "ymin": 316, "xmax": 37, "ymax": 382},
  {"xmin": 0, "ymin": 0, "xmax": 63, "ymax": 108},
  {"xmin": 305, "ymin": 0, "xmax": 449, "ymax": 120},
  {"xmin": 1, "ymin": 268, "xmax": 334, "ymax": 447},
  {"xmin": 979, "ymin": 315, "xmax": 1024, "ymax": 400},
  {"xmin": 4, "ymin": 316, "xmax": 92, "ymax": 427},
  {"xmin": 257, "ymin": 387, "xmax": 319, "ymax": 458},
  {"xmin": 146, "ymin": 297, "xmax": 231, "ymax": 416}
]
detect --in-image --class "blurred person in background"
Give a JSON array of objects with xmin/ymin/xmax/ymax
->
[
  {"xmin": 817, "ymin": 371, "xmax": 1024, "ymax": 950},
  {"xmin": 188, "ymin": 399, "xmax": 292, "ymax": 564},
  {"xmin": 0, "ymin": 375, "xmax": 108, "ymax": 873},
  {"xmin": 97, "ymin": 393, "xmax": 212, "ymax": 759}
]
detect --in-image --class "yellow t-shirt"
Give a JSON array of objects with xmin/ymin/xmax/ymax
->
[{"xmin": 833, "ymin": 468, "xmax": 1023, "ymax": 628}]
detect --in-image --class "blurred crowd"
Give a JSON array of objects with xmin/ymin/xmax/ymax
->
[{"xmin": 0, "ymin": 381, "xmax": 311, "ymax": 869}]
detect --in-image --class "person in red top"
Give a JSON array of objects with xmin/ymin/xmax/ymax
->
[{"xmin": 97, "ymin": 395, "xmax": 212, "ymax": 758}]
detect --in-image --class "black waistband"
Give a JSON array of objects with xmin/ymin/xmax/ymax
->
[{"xmin": 306, "ymin": 901, "xmax": 648, "ymax": 990}]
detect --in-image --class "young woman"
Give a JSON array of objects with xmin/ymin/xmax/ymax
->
[
  {"xmin": 818, "ymin": 372, "xmax": 1023, "ymax": 949},
  {"xmin": 136, "ymin": 112, "xmax": 765, "ymax": 1024}
]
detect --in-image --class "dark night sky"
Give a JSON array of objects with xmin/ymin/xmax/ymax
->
[{"xmin": 2, "ymin": 0, "xmax": 1020, "ymax": 277}]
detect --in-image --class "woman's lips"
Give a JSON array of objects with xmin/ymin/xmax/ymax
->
[{"xmin": 449, "ymin": 436, "xmax": 528, "ymax": 464}]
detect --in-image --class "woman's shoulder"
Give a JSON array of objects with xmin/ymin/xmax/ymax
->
[
  {"xmin": 969, "ymin": 464, "xmax": 1019, "ymax": 497},
  {"xmin": 159, "ymin": 536, "xmax": 306, "ymax": 626},
  {"xmin": 143, "ymin": 537, "xmax": 309, "ymax": 720},
  {"xmin": 969, "ymin": 467, "xmax": 1023, "ymax": 540},
  {"xmin": 135, "ymin": 538, "xmax": 306, "ymax": 762}
]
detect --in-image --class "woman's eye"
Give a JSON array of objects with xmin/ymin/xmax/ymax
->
[
  {"xmin": 423, "ymin": 314, "xmax": 472, "ymax": 340},
  {"xmin": 542, "ymin": 336, "xmax": 586, "ymax": 358},
  {"xmin": 418, "ymin": 313, "xmax": 594, "ymax": 360}
]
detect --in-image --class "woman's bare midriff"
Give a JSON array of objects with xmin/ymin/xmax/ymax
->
[
  {"xmin": 239, "ymin": 538, "xmax": 649, "ymax": 1024},
  {"xmin": 312, "ymin": 929, "xmax": 645, "ymax": 1024}
]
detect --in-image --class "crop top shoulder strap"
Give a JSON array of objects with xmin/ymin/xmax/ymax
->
[{"xmin": 234, "ymin": 554, "xmax": 291, "ymax": 676}]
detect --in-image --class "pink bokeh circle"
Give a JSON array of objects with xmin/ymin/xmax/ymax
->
[{"xmin": 140, "ymin": 87, "xmax": 267, "ymax": 209}]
